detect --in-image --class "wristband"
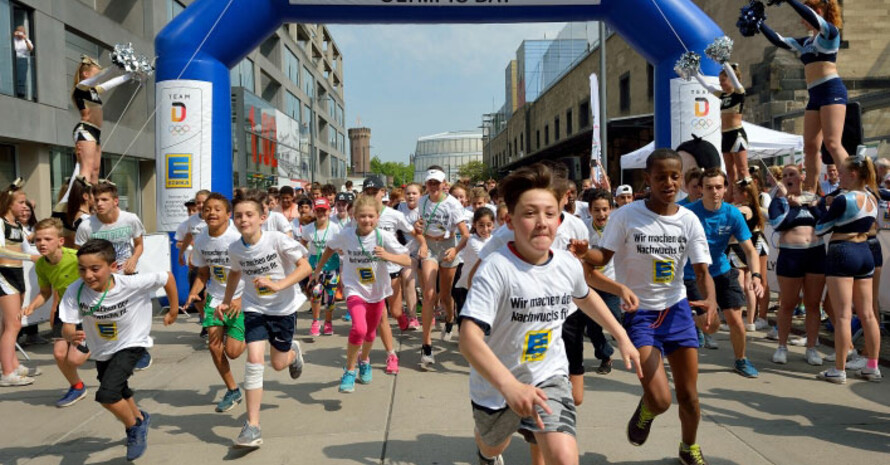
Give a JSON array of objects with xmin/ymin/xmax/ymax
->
[{"xmin": 751, "ymin": 272, "xmax": 763, "ymax": 280}]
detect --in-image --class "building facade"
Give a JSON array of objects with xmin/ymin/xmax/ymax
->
[
  {"xmin": 412, "ymin": 131, "xmax": 483, "ymax": 183},
  {"xmin": 0, "ymin": 0, "xmax": 347, "ymax": 229},
  {"xmin": 348, "ymin": 126, "xmax": 371, "ymax": 177}
]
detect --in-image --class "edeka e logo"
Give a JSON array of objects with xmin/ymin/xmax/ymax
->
[
  {"xmin": 166, "ymin": 154, "xmax": 192, "ymax": 188},
  {"xmin": 653, "ymin": 259, "xmax": 675, "ymax": 284},
  {"xmin": 171, "ymin": 101, "xmax": 186, "ymax": 122},
  {"xmin": 694, "ymin": 97, "xmax": 709, "ymax": 117}
]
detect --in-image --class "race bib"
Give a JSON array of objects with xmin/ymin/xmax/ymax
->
[
  {"xmin": 521, "ymin": 329, "xmax": 551, "ymax": 362},
  {"xmin": 653, "ymin": 259, "xmax": 675, "ymax": 284},
  {"xmin": 357, "ymin": 267, "xmax": 375, "ymax": 285},
  {"xmin": 96, "ymin": 322, "xmax": 118, "ymax": 341},
  {"xmin": 211, "ymin": 265, "xmax": 227, "ymax": 283},
  {"xmin": 255, "ymin": 277, "xmax": 274, "ymax": 296}
]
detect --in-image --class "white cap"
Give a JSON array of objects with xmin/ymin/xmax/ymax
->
[
  {"xmin": 616, "ymin": 185, "xmax": 633, "ymax": 196},
  {"xmin": 382, "ymin": 194, "xmax": 390, "ymax": 203},
  {"xmin": 424, "ymin": 169, "xmax": 446, "ymax": 183}
]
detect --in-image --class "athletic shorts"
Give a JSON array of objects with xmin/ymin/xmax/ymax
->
[
  {"xmin": 867, "ymin": 236, "xmax": 883, "ymax": 268},
  {"xmin": 684, "ymin": 269, "xmax": 746, "ymax": 310},
  {"xmin": 623, "ymin": 299, "xmax": 700, "ymax": 355},
  {"xmin": 806, "ymin": 76, "xmax": 847, "ymax": 111},
  {"xmin": 52, "ymin": 312, "xmax": 83, "ymax": 340},
  {"xmin": 244, "ymin": 312, "xmax": 296, "ymax": 352},
  {"xmin": 753, "ymin": 231, "xmax": 769, "ymax": 257},
  {"xmin": 423, "ymin": 236, "xmax": 460, "ymax": 268},
  {"xmin": 721, "ymin": 127, "xmax": 749, "ymax": 154},
  {"xmin": 777, "ymin": 245, "xmax": 826, "ymax": 278},
  {"xmin": 95, "ymin": 347, "xmax": 145, "ymax": 404},
  {"xmin": 0, "ymin": 266, "xmax": 25, "ymax": 296},
  {"xmin": 202, "ymin": 296, "xmax": 245, "ymax": 341},
  {"xmin": 73, "ymin": 121, "xmax": 101, "ymax": 145},
  {"xmin": 389, "ymin": 271, "xmax": 401, "ymax": 280},
  {"xmin": 727, "ymin": 243, "xmax": 747, "ymax": 269},
  {"xmin": 472, "ymin": 375, "xmax": 576, "ymax": 447},
  {"xmin": 825, "ymin": 241, "xmax": 874, "ymax": 279}
]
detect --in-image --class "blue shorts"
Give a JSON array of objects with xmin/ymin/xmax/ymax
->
[
  {"xmin": 806, "ymin": 77, "xmax": 847, "ymax": 111},
  {"xmin": 244, "ymin": 312, "xmax": 296, "ymax": 352},
  {"xmin": 826, "ymin": 241, "xmax": 874, "ymax": 279},
  {"xmin": 867, "ymin": 236, "xmax": 882, "ymax": 268},
  {"xmin": 776, "ymin": 245, "xmax": 826, "ymax": 278},
  {"xmin": 623, "ymin": 299, "xmax": 699, "ymax": 356}
]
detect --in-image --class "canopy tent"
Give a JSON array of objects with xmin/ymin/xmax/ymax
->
[{"xmin": 619, "ymin": 122, "xmax": 804, "ymax": 170}]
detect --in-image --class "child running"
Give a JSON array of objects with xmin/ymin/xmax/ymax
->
[
  {"xmin": 581, "ymin": 149, "xmax": 716, "ymax": 465},
  {"xmin": 182, "ymin": 193, "xmax": 247, "ymax": 412},
  {"xmin": 218, "ymin": 193, "xmax": 311, "ymax": 448},
  {"xmin": 300, "ymin": 198, "xmax": 342, "ymax": 338},
  {"xmin": 23, "ymin": 218, "xmax": 88, "ymax": 405},
  {"xmin": 59, "ymin": 239, "xmax": 179, "ymax": 461},
  {"xmin": 452, "ymin": 208, "xmax": 494, "ymax": 319},
  {"xmin": 459, "ymin": 163, "xmax": 640, "ymax": 465},
  {"xmin": 313, "ymin": 195, "xmax": 411, "ymax": 392}
]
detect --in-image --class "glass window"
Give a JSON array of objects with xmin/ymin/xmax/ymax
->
[
  {"xmin": 285, "ymin": 91, "xmax": 300, "ymax": 120},
  {"xmin": 301, "ymin": 65, "xmax": 314, "ymax": 97},
  {"xmin": 0, "ymin": 144, "xmax": 17, "ymax": 188},
  {"xmin": 0, "ymin": 0, "xmax": 12, "ymax": 96},
  {"xmin": 166, "ymin": 0, "xmax": 185, "ymax": 21},
  {"xmin": 100, "ymin": 156, "xmax": 141, "ymax": 217},
  {"xmin": 302, "ymin": 104, "xmax": 312, "ymax": 136},
  {"xmin": 7, "ymin": 3, "xmax": 35, "ymax": 100},
  {"xmin": 619, "ymin": 72, "xmax": 631, "ymax": 112},
  {"xmin": 337, "ymin": 104, "xmax": 344, "ymax": 126},
  {"xmin": 284, "ymin": 48, "xmax": 300, "ymax": 86},
  {"xmin": 579, "ymin": 102, "xmax": 590, "ymax": 128},
  {"xmin": 230, "ymin": 58, "xmax": 254, "ymax": 91},
  {"xmin": 50, "ymin": 146, "xmax": 76, "ymax": 203},
  {"xmin": 65, "ymin": 30, "xmax": 103, "ymax": 109}
]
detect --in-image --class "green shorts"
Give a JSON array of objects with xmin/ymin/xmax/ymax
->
[{"xmin": 202, "ymin": 296, "xmax": 246, "ymax": 341}]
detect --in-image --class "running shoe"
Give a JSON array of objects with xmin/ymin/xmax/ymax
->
[
  {"xmin": 339, "ymin": 369, "xmax": 357, "ymax": 393},
  {"xmin": 441, "ymin": 327, "xmax": 454, "ymax": 343},
  {"xmin": 825, "ymin": 348, "xmax": 856, "ymax": 362},
  {"xmin": 696, "ymin": 327, "xmax": 705, "ymax": 348},
  {"xmin": 817, "ymin": 367, "xmax": 847, "ymax": 384},
  {"xmin": 15, "ymin": 365, "xmax": 42, "ymax": 377},
  {"xmin": 596, "ymin": 358, "xmax": 612, "ymax": 375},
  {"xmin": 805, "ymin": 347, "xmax": 823, "ymax": 366},
  {"xmin": 323, "ymin": 321, "xmax": 334, "ymax": 336},
  {"xmin": 0, "ymin": 373, "xmax": 34, "ymax": 387},
  {"xmin": 789, "ymin": 336, "xmax": 807, "ymax": 347},
  {"xmin": 734, "ymin": 358, "xmax": 759, "ymax": 378},
  {"xmin": 56, "ymin": 385, "xmax": 88, "ymax": 408},
  {"xmin": 477, "ymin": 450, "xmax": 505, "ymax": 465},
  {"xmin": 627, "ymin": 399, "xmax": 656, "ymax": 446},
  {"xmin": 408, "ymin": 316, "xmax": 421, "ymax": 330},
  {"xmin": 792, "ymin": 305, "xmax": 805, "ymax": 318},
  {"xmin": 846, "ymin": 354, "xmax": 868, "ymax": 371},
  {"xmin": 771, "ymin": 346, "xmax": 788, "ymax": 364},
  {"xmin": 702, "ymin": 334, "xmax": 719, "ymax": 350},
  {"xmin": 857, "ymin": 367, "xmax": 882, "ymax": 382},
  {"xmin": 766, "ymin": 326, "xmax": 779, "ymax": 340},
  {"xmin": 419, "ymin": 348, "xmax": 436, "ymax": 371},
  {"xmin": 754, "ymin": 318, "xmax": 769, "ymax": 330},
  {"xmin": 343, "ymin": 311, "xmax": 352, "ymax": 322},
  {"xmin": 215, "ymin": 388, "xmax": 243, "ymax": 412},
  {"xmin": 745, "ymin": 323, "xmax": 756, "ymax": 332},
  {"xmin": 125, "ymin": 410, "xmax": 151, "ymax": 461},
  {"xmin": 289, "ymin": 341, "xmax": 304, "ymax": 379},
  {"xmin": 234, "ymin": 421, "xmax": 263, "ymax": 448},
  {"xmin": 679, "ymin": 442, "xmax": 710, "ymax": 465},
  {"xmin": 309, "ymin": 320, "xmax": 321, "ymax": 338},
  {"xmin": 385, "ymin": 353, "xmax": 400, "ymax": 375},
  {"xmin": 134, "ymin": 351, "xmax": 152, "ymax": 371},
  {"xmin": 358, "ymin": 360, "xmax": 373, "ymax": 384}
]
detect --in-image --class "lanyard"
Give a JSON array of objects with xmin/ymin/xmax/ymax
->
[
  {"xmin": 422, "ymin": 195, "xmax": 444, "ymax": 233},
  {"xmin": 357, "ymin": 228, "xmax": 382, "ymax": 261},
  {"xmin": 76, "ymin": 278, "xmax": 112, "ymax": 317},
  {"xmin": 592, "ymin": 224, "xmax": 604, "ymax": 239},
  {"xmin": 313, "ymin": 223, "xmax": 330, "ymax": 263}
]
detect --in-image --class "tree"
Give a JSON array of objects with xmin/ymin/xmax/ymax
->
[
  {"xmin": 458, "ymin": 160, "xmax": 489, "ymax": 184},
  {"xmin": 369, "ymin": 156, "xmax": 415, "ymax": 187}
]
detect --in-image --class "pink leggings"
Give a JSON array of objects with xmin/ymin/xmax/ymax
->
[{"xmin": 346, "ymin": 296, "xmax": 386, "ymax": 346}]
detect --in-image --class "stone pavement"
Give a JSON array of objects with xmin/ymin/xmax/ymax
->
[{"xmin": 2, "ymin": 306, "xmax": 888, "ymax": 465}]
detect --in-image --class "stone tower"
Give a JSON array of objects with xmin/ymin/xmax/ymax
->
[{"xmin": 348, "ymin": 127, "xmax": 371, "ymax": 176}]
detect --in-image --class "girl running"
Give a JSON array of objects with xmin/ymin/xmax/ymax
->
[
  {"xmin": 301, "ymin": 198, "xmax": 342, "ymax": 339},
  {"xmin": 397, "ymin": 183, "xmax": 423, "ymax": 330},
  {"xmin": 452, "ymin": 208, "xmax": 494, "ymax": 317}
]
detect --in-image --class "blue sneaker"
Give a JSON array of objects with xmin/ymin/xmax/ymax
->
[
  {"xmin": 339, "ymin": 369, "xmax": 356, "ymax": 393},
  {"xmin": 134, "ymin": 352, "xmax": 152, "ymax": 372},
  {"xmin": 125, "ymin": 411, "xmax": 150, "ymax": 461},
  {"xmin": 358, "ymin": 360, "xmax": 372, "ymax": 385},
  {"xmin": 56, "ymin": 385, "xmax": 88, "ymax": 408},
  {"xmin": 343, "ymin": 311, "xmax": 352, "ymax": 322},
  {"xmin": 734, "ymin": 358, "xmax": 759, "ymax": 378},
  {"xmin": 215, "ymin": 388, "xmax": 243, "ymax": 412},
  {"xmin": 696, "ymin": 327, "xmax": 705, "ymax": 348}
]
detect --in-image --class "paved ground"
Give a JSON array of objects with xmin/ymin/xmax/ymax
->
[{"xmin": 2, "ymin": 305, "xmax": 889, "ymax": 465}]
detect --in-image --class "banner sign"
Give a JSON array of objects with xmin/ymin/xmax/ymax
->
[
  {"xmin": 290, "ymin": 0, "xmax": 600, "ymax": 5},
  {"xmin": 669, "ymin": 77, "xmax": 721, "ymax": 155},
  {"xmin": 156, "ymin": 80, "xmax": 213, "ymax": 231},
  {"xmin": 589, "ymin": 73, "xmax": 602, "ymax": 182}
]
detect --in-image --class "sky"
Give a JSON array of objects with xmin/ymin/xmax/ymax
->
[{"xmin": 328, "ymin": 23, "xmax": 567, "ymax": 165}]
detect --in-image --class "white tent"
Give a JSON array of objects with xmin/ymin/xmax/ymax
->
[{"xmin": 619, "ymin": 122, "xmax": 804, "ymax": 170}]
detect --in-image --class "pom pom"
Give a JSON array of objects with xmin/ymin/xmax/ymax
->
[
  {"xmin": 705, "ymin": 36, "xmax": 734, "ymax": 64},
  {"xmin": 674, "ymin": 51, "xmax": 701, "ymax": 81},
  {"xmin": 111, "ymin": 43, "xmax": 154, "ymax": 80},
  {"xmin": 737, "ymin": 0, "xmax": 767, "ymax": 37}
]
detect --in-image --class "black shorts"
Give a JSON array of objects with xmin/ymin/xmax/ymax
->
[
  {"xmin": 95, "ymin": 347, "xmax": 145, "ymax": 404},
  {"xmin": 452, "ymin": 286, "xmax": 468, "ymax": 317},
  {"xmin": 389, "ymin": 271, "xmax": 401, "ymax": 280},
  {"xmin": 867, "ymin": 236, "xmax": 883, "ymax": 268},
  {"xmin": 684, "ymin": 269, "xmax": 746, "ymax": 310},
  {"xmin": 826, "ymin": 241, "xmax": 874, "ymax": 279},
  {"xmin": 244, "ymin": 312, "xmax": 296, "ymax": 352},
  {"xmin": 721, "ymin": 127, "xmax": 749, "ymax": 154},
  {"xmin": 73, "ymin": 121, "xmax": 101, "ymax": 145},
  {"xmin": 0, "ymin": 266, "xmax": 25, "ymax": 296},
  {"xmin": 52, "ymin": 312, "xmax": 83, "ymax": 339},
  {"xmin": 563, "ymin": 310, "xmax": 596, "ymax": 375},
  {"xmin": 777, "ymin": 245, "xmax": 826, "ymax": 278}
]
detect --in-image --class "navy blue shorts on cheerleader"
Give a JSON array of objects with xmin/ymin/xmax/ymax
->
[
  {"xmin": 806, "ymin": 76, "xmax": 847, "ymax": 111},
  {"xmin": 623, "ymin": 299, "xmax": 699, "ymax": 355},
  {"xmin": 776, "ymin": 245, "xmax": 826, "ymax": 278},
  {"xmin": 826, "ymin": 241, "xmax": 874, "ymax": 279},
  {"xmin": 867, "ymin": 236, "xmax": 883, "ymax": 268}
]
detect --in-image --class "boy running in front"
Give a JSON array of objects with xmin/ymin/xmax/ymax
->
[{"xmin": 460, "ymin": 163, "xmax": 641, "ymax": 465}]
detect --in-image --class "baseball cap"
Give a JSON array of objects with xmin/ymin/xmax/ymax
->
[
  {"xmin": 313, "ymin": 198, "xmax": 331, "ymax": 211},
  {"xmin": 294, "ymin": 182, "xmax": 303, "ymax": 190},
  {"xmin": 616, "ymin": 185, "xmax": 633, "ymax": 196},
  {"xmin": 335, "ymin": 192, "xmax": 355, "ymax": 203},
  {"xmin": 424, "ymin": 169, "xmax": 447, "ymax": 183},
  {"xmin": 363, "ymin": 176, "xmax": 385, "ymax": 190},
  {"xmin": 382, "ymin": 194, "xmax": 390, "ymax": 203},
  {"xmin": 184, "ymin": 198, "xmax": 196, "ymax": 207}
]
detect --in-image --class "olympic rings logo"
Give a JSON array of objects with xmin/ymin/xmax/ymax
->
[
  {"xmin": 690, "ymin": 118, "xmax": 713, "ymax": 130},
  {"xmin": 169, "ymin": 125, "xmax": 190, "ymax": 135}
]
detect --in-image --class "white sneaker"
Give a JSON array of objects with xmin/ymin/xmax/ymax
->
[
  {"xmin": 15, "ymin": 365, "xmax": 41, "ymax": 377},
  {"xmin": 789, "ymin": 336, "xmax": 807, "ymax": 347},
  {"xmin": 0, "ymin": 373, "xmax": 34, "ymax": 387},
  {"xmin": 441, "ymin": 328, "xmax": 453, "ymax": 343},
  {"xmin": 824, "ymin": 348, "xmax": 856, "ymax": 363},
  {"xmin": 766, "ymin": 327, "xmax": 779, "ymax": 340},
  {"xmin": 805, "ymin": 347, "xmax": 823, "ymax": 366},
  {"xmin": 857, "ymin": 367, "xmax": 882, "ymax": 382},
  {"xmin": 754, "ymin": 318, "xmax": 769, "ymax": 330},
  {"xmin": 703, "ymin": 334, "xmax": 719, "ymax": 349},
  {"xmin": 846, "ymin": 354, "xmax": 868, "ymax": 371},
  {"xmin": 418, "ymin": 351, "xmax": 435, "ymax": 371},
  {"xmin": 817, "ymin": 367, "xmax": 847, "ymax": 384},
  {"xmin": 772, "ymin": 346, "xmax": 788, "ymax": 364},
  {"xmin": 745, "ymin": 323, "xmax": 756, "ymax": 332},
  {"xmin": 719, "ymin": 323, "xmax": 730, "ymax": 332}
]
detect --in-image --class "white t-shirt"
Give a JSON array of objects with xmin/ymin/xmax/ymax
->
[
  {"xmin": 75, "ymin": 211, "xmax": 145, "ymax": 270},
  {"xmin": 174, "ymin": 218, "xmax": 189, "ymax": 242},
  {"xmin": 331, "ymin": 214, "xmax": 353, "ymax": 230},
  {"xmin": 587, "ymin": 220, "xmax": 615, "ymax": 280},
  {"xmin": 326, "ymin": 227, "xmax": 409, "ymax": 303},
  {"xmin": 600, "ymin": 201, "xmax": 711, "ymax": 310},
  {"xmin": 376, "ymin": 207, "xmax": 415, "ymax": 273},
  {"xmin": 184, "ymin": 213, "xmax": 207, "ymax": 236},
  {"xmin": 567, "ymin": 201, "xmax": 591, "ymax": 224},
  {"xmin": 418, "ymin": 193, "xmax": 466, "ymax": 238},
  {"xmin": 456, "ymin": 234, "xmax": 490, "ymax": 289},
  {"xmin": 300, "ymin": 221, "xmax": 342, "ymax": 260},
  {"xmin": 479, "ymin": 213, "xmax": 589, "ymax": 260},
  {"xmin": 398, "ymin": 203, "xmax": 420, "ymax": 253},
  {"xmin": 263, "ymin": 211, "xmax": 293, "ymax": 236},
  {"xmin": 462, "ymin": 247, "xmax": 589, "ymax": 409},
  {"xmin": 228, "ymin": 231, "xmax": 308, "ymax": 316},
  {"xmin": 191, "ymin": 225, "xmax": 244, "ymax": 305},
  {"xmin": 59, "ymin": 272, "xmax": 167, "ymax": 361}
]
